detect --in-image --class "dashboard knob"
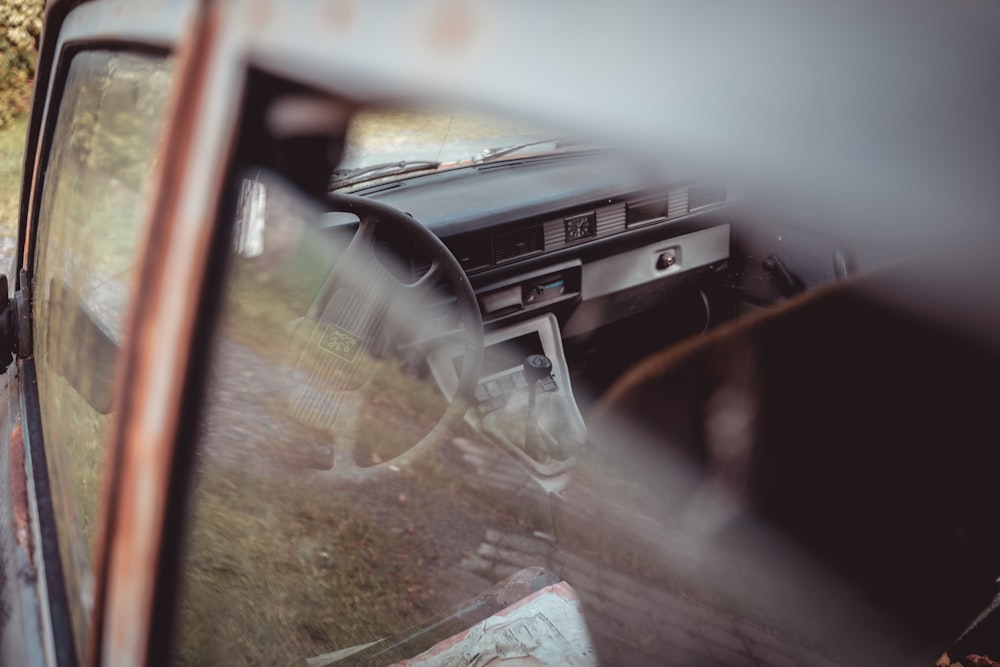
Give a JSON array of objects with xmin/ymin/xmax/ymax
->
[{"xmin": 656, "ymin": 251, "xmax": 676, "ymax": 270}]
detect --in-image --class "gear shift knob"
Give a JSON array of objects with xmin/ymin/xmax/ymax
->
[{"xmin": 523, "ymin": 354, "xmax": 553, "ymax": 384}]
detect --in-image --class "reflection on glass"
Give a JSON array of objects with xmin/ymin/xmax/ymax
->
[
  {"xmin": 176, "ymin": 116, "xmax": 908, "ymax": 667},
  {"xmin": 178, "ymin": 172, "xmax": 478, "ymax": 665},
  {"xmin": 31, "ymin": 50, "xmax": 173, "ymax": 659}
]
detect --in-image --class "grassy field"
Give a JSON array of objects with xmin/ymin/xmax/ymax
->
[{"xmin": 0, "ymin": 115, "xmax": 28, "ymax": 242}]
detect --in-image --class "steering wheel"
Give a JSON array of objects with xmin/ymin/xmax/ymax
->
[{"xmin": 289, "ymin": 193, "xmax": 484, "ymax": 477}]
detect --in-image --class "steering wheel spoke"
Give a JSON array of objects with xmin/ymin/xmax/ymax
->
[
  {"xmin": 327, "ymin": 392, "xmax": 364, "ymax": 473},
  {"xmin": 408, "ymin": 258, "xmax": 443, "ymax": 293}
]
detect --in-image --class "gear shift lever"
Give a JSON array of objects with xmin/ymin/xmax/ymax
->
[
  {"xmin": 521, "ymin": 354, "xmax": 555, "ymax": 461},
  {"xmin": 523, "ymin": 354, "xmax": 553, "ymax": 409},
  {"xmin": 473, "ymin": 349, "xmax": 584, "ymax": 469}
]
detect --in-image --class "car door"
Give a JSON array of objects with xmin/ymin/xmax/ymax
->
[{"xmin": 1, "ymin": 2, "xmax": 201, "ymax": 664}]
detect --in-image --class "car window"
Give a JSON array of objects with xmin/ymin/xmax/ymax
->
[
  {"xmin": 176, "ymin": 168, "xmax": 466, "ymax": 665},
  {"xmin": 174, "ymin": 97, "xmax": 921, "ymax": 666},
  {"xmin": 31, "ymin": 49, "xmax": 173, "ymax": 657},
  {"xmin": 172, "ymin": 106, "xmax": 674, "ymax": 666}
]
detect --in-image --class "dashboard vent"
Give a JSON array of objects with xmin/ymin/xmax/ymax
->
[
  {"xmin": 596, "ymin": 203, "xmax": 626, "ymax": 235},
  {"xmin": 688, "ymin": 182, "xmax": 726, "ymax": 211},
  {"xmin": 449, "ymin": 237, "xmax": 491, "ymax": 272},
  {"xmin": 667, "ymin": 187, "xmax": 689, "ymax": 217},
  {"xmin": 626, "ymin": 196, "xmax": 669, "ymax": 228},
  {"xmin": 493, "ymin": 225, "xmax": 544, "ymax": 263}
]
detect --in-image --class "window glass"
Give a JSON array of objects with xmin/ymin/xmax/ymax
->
[
  {"xmin": 175, "ymin": 106, "xmax": 892, "ymax": 666},
  {"xmin": 31, "ymin": 49, "xmax": 173, "ymax": 655},
  {"xmin": 173, "ymin": 104, "xmax": 663, "ymax": 667},
  {"xmin": 331, "ymin": 107, "xmax": 557, "ymax": 191}
]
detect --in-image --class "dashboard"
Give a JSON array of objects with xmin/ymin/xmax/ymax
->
[
  {"xmin": 344, "ymin": 150, "xmax": 739, "ymax": 439},
  {"xmin": 355, "ymin": 150, "xmax": 737, "ymax": 333}
]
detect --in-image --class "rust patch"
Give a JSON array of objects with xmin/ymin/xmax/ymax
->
[
  {"xmin": 90, "ymin": 2, "xmax": 229, "ymax": 665},
  {"xmin": 21, "ymin": 123, "xmax": 46, "ymax": 273},
  {"xmin": 427, "ymin": 0, "xmax": 478, "ymax": 55},
  {"xmin": 9, "ymin": 419, "xmax": 31, "ymax": 556}
]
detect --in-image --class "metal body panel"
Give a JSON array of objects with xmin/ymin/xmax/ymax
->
[
  {"xmin": 0, "ymin": 368, "xmax": 49, "ymax": 666},
  {"xmin": 91, "ymin": 4, "xmax": 245, "ymax": 665},
  {"xmin": 11, "ymin": 3, "xmax": 200, "ymax": 665}
]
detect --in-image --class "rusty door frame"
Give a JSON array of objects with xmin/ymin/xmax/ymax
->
[
  {"xmin": 10, "ymin": 1, "xmax": 218, "ymax": 665},
  {"xmin": 84, "ymin": 2, "xmax": 242, "ymax": 666}
]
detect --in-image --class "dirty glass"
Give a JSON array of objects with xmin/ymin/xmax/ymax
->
[
  {"xmin": 330, "ymin": 107, "xmax": 561, "ymax": 192},
  {"xmin": 342, "ymin": 108, "xmax": 552, "ymax": 165},
  {"xmin": 175, "ymin": 109, "xmax": 901, "ymax": 667},
  {"xmin": 31, "ymin": 50, "xmax": 173, "ymax": 656}
]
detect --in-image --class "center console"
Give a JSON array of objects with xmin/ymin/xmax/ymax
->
[{"xmin": 428, "ymin": 313, "xmax": 588, "ymax": 474}]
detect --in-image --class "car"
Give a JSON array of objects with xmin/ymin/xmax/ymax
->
[{"xmin": 2, "ymin": 0, "xmax": 1000, "ymax": 665}]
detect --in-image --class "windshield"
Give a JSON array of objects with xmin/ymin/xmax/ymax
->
[{"xmin": 332, "ymin": 108, "xmax": 565, "ymax": 189}]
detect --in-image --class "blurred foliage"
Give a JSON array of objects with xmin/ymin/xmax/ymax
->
[
  {"xmin": 0, "ymin": 114, "xmax": 27, "ymax": 237},
  {"xmin": 0, "ymin": 0, "xmax": 44, "ymax": 128}
]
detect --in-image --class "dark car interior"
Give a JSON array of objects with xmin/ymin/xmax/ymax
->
[{"xmin": 341, "ymin": 124, "xmax": 1000, "ymax": 659}]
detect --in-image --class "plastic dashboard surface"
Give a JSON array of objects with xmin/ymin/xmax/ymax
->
[
  {"xmin": 359, "ymin": 152, "xmax": 658, "ymax": 238},
  {"xmin": 354, "ymin": 151, "xmax": 737, "ymax": 286}
]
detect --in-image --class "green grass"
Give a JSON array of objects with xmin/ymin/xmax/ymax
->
[
  {"xmin": 175, "ymin": 464, "xmax": 441, "ymax": 667},
  {"xmin": 0, "ymin": 114, "xmax": 28, "ymax": 242}
]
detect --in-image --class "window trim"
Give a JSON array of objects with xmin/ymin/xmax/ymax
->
[{"xmin": 18, "ymin": 356, "xmax": 78, "ymax": 667}]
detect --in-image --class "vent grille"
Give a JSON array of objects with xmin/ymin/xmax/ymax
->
[
  {"xmin": 596, "ymin": 203, "xmax": 626, "ymax": 235},
  {"xmin": 493, "ymin": 225, "xmax": 544, "ymax": 263},
  {"xmin": 726, "ymin": 183, "xmax": 746, "ymax": 201},
  {"xmin": 667, "ymin": 187, "xmax": 689, "ymax": 217},
  {"xmin": 626, "ymin": 196, "xmax": 669, "ymax": 228},
  {"xmin": 688, "ymin": 183, "xmax": 726, "ymax": 211},
  {"xmin": 543, "ymin": 219, "xmax": 565, "ymax": 251}
]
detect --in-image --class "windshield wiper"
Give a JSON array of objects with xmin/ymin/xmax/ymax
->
[
  {"xmin": 330, "ymin": 160, "xmax": 441, "ymax": 189},
  {"xmin": 473, "ymin": 137, "xmax": 579, "ymax": 164}
]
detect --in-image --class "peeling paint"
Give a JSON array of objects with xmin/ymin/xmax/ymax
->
[{"xmin": 8, "ymin": 419, "xmax": 31, "ymax": 558}]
